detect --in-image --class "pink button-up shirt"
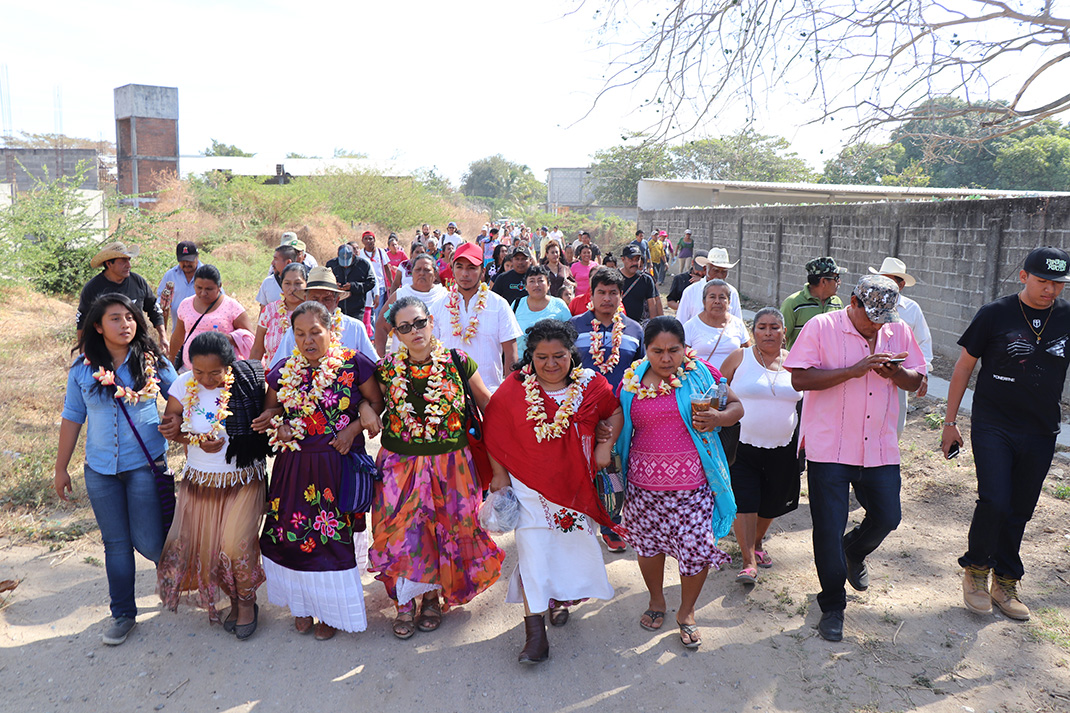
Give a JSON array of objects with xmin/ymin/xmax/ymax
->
[{"xmin": 783, "ymin": 308, "xmax": 926, "ymax": 467}]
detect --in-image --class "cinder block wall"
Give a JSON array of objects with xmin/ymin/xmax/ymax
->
[
  {"xmin": 641, "ymin": 197, "xmax": 1070, "ymax": 396},
  {"xmin": 1, "ymin": 148, "xmax": 99, "ymax": 190}
]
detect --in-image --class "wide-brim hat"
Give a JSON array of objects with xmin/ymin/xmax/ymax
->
[
  {"xmin": 91, "ymin": 241, "xmax": 139, "ymax": 268},
  {"xmin": 305, "ymin": 266, "xmax": 349, "ymax": 293},
  {"xmin": 704, "ymin": 247, "xmax": 738, "ymax": 269},
  {"xmin": 869, "ymin": 257, "xmax": 916, "ymax": 287}
]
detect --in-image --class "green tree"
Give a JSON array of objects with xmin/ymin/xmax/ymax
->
[
  {"xmin": 333, "ymin": 148, "xmax": 368, "ymax": 159},
  {"xmin": 891, "ymin": 97, "xmax": 1004, "ymax": 187},
  {"xmin": 879, "ymin": 160, "xmax": 931, "ymax": 187},
  {"xmin": 461, "ymin": 155, "xmax": 545, "ymax": 206},
  {"xmin": 672, "ymin": 131, "xmax": 817, "ymax": 183},
  {"xmin": 822, "ymin": 143, "xmax": 905, "ymax": 184},
  {"xmin": 994, "ymin": 135, "xmax": 1070, "ymax": 191},
  {"xmin": 414, "ymin": 167, "xmax": 454, "ymax": 197},
  {"xmin": 588, "ymin": 135, "xmax": 674, "ymax": 206},
  {"xmin": 203, "ymin": 139, "xmax": 253, "ymax": 157},
  {"xmin": 0, "ymin": 161, "xmax": 102, "ymax": 294}
]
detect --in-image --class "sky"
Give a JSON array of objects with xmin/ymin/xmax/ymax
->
[{"xmin": 2, "ymin": 1, "xmax": 1061, "ymax": 185}]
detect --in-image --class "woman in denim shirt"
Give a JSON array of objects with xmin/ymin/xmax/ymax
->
[{"xmin": 54, "ymin": 293, "xmax": 178, "ymax": 646}]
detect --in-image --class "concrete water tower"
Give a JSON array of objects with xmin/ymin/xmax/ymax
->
[{"xmin": 114, "ymin": 84, "xmax": 178, "ymax": 207}]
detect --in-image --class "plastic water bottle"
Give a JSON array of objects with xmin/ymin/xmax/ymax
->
[{"xmin": 713, "ymin": 377, "xmax": 728, "ymax": 432}]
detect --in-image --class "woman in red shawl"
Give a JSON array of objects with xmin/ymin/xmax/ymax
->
[{"xmin": 485, "ymin": 319, "xmax": 623, "ymax": 665}]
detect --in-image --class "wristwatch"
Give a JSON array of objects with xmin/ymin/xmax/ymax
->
[{"xmin": 943, "ymin": 421, "xmax": 957, "ymax": 427}]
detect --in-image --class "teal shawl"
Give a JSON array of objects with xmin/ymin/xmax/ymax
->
[{"xmin": 617, "ymin": 359, "xmax": 737, "ymax": 538}]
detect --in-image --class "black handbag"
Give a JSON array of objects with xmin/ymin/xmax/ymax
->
[
  {"xmin": 319, "ymin": 405, "xmax": 377, "ymax": 513},
  {"xmin": 718, "ymin": 423, "xmax": 741, "ymax": 466}
]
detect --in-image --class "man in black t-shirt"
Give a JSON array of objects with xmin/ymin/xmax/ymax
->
[
  {"xmin": 76, "ymin": 242, "xmax": 166, "ymax": 347},
  {"xmin": 619, "ymin": 244, "xmax": 662, "ymax": 323},
  {"xmin": 491, "ymin": 246, "xmax": 532, "ymax": 308},
  {"xmin": 667, "ymin": 250, "xmax": 707, "ymax": 310},
  {"xmin": 942, "ymin": 246, "xmax": 1070, "ymax": 622}
]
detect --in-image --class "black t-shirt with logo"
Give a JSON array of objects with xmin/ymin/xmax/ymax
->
[
  {"xmin": 492, "ymin": 269, "xmax": 528, "ymax": 309},
  {"xmin": 959, "ymin": 294, "xmax": 1070, "ymax": 434},
  {"xmin": 620, "ymin": 271, "xmax": 658, "ymax": 322}
]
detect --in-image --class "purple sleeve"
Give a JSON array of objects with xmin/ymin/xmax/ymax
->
[{"xmin": 266, "ymin": 362, "xmax": 283, "ymax": 392}]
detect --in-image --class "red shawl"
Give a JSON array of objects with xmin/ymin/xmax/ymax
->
[{"xmin": 485, "ymin": 369, "xmax": 623, "ymax": 536}]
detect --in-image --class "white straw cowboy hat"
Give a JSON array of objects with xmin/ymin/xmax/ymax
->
[
  {"xmin": 305, "ymin": 266, "xmax": 350, "ymax": 294},
  {"xmin": 91, "ymin": 241, "xmax": 140, "ymax": 269},
  {"xmin": 694, "ymin": 247, "xmax": 738, "ymax": 269},
  {"xmin": 869, "ymin": 257, "xmax": 916, "ymax": 288}
]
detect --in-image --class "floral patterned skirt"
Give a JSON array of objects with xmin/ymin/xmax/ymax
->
[
  {"xmin": 157, "ymin": 473, "xmax": 266, "ymax": 624},
  {"xmin": 622, "ymin": 484, "xmax": 731, "ymax": 577},
  {"xmin": 369, "ymin": 448, "xmax": 504, "ymax": 609},
  {"xmin": 504, "ymin": 477, "xmax": 614, "ymax": 611}
]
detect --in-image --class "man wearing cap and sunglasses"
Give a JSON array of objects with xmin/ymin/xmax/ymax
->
[
  {"xmin": 77, "ymin": 241, "xmax": 167, "ymax": 347},
  {"xmin": 784, "ymin": 275, "xmax": 926, "ymax": 642},
  {"xmin": 782, "ymin": 257, "xmax": 848, "ymax": 350},
  {"xmin": 270, "ymin": 266, "xmax": 377, "ymax": 367},
  {"xmin": 870, "ymin": 257, "xmax": 933, "ymax": 435},
  {"xmin": 441, "ymin": 222, "xmax": 464, "ymax": 251},
  {"xmin": 675, "ymin": 248, "xmax": 743, "ymax": 326},
  {"xmin": 942, "ymin": 246, "xmax": 1070, "ymax": 623}
]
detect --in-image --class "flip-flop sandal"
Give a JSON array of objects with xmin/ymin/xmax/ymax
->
[
  {"xmin": 678, "ymin": 622, "xmax": 701, "ymax": 649},
  {"xmin": 755, "ymin": 550, "xmax": 773, "ymax": 568},
  {"xmin": 639, "ymin": 609, "xmax": 665, "ymax": 631},
  {"xmin": 417, "ymin": 598, "xmax": 442, "ymax": 632},
  {"xmin": 736, "ymin": 567, "xmax": 758, "ymax": 585}
]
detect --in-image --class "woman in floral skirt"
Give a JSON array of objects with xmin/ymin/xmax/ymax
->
[
  {"xmin": 252, "ymin": 301, "xmax": 382, "ymax": 641},
  {"xmin": 369, "ymin": 296, "xmax": 504, "ymax": 639}
]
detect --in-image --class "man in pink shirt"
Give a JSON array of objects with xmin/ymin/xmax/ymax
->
[{"xmin": 784, "ymin": 275, "xmax": 926, "ymax": 641}]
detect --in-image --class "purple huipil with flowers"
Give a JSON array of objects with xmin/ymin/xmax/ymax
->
[{"xmin": 260, "ymin": 349, "xmax": 375, "ymax": 573}]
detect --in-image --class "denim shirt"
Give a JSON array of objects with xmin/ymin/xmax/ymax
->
[{"xmin": 61, "ymin": 352, "xmax": 178, "ymax": 474}]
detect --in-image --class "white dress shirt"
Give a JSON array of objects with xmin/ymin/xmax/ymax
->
[
  {"xmin": 271, "ymin": 311, "xmax": 378, "ymax": 367},
  {"xmin": 675, "ymin": 278, "xmax": 742, "ymax": 326}
]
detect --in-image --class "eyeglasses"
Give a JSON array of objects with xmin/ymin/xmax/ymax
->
[
  {"xmin": 823, "ymin": 275, "xmax": 841, "ymax": 283},
  {"xmin": 395, "ymin": 317, "xmax": 429, "ymax": 334}
]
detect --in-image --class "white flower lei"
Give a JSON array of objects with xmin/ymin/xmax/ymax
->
[
  {"xmin": 523, "ymin": 364, "xmax": 585, "ymax": 442},
  {"xmin": 447, "ymin": 283, "xmax": 489, "ymax": 344},
  {"xmin": 181, "ymin": 367, "xmax": 235, "ymax": 447},
  {"xmin": 268, "ymin": 337, "xmax": 346, "ymax": 452},
  {"xmin": 590, "ymin": 307, "xmax": 625, "ymax": 374},
  {"xmin": 387, "ymin": 338, "xmax": 452, "ymax": 440},
  {"xmin": 621, "ymin": 348, "xmax": 699, "ymax": 399},
  {"xmin": 86, "ymin": 352, "xmax": 161, "ymax": 405}
]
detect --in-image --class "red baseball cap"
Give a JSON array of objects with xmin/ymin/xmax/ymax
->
[
  {"xmin": 361, "ymin": 230, "xmax": 375, "ymax": 238},
  {"xmin": 453, "ymin": 243, "xmax": 483, "ymax": 266}
]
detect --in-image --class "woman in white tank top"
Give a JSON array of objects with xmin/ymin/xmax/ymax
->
[{"xmin": 720, "ymin": 307, "xmax": 803, "ymax": 585}]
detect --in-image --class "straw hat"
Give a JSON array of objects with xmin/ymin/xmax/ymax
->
[
  {"xmin": 91, "ymin": 242, "xmax": 140, "ymax": 269},
  {"xmin": 305, "ymin": 266, "xmax": 350, "ymax": 293},
  {"xmin": 869, "ymin": 257, "xmax": 916, "ymax": 287}
]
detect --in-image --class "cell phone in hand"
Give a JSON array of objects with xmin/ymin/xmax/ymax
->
[
  {"xmin": 884, "ymin": 357, "xmax": 907, "ymax": 365},
  {"xmin": 946, "ymin": 442, "xmax": 961, "ymax": 460}
]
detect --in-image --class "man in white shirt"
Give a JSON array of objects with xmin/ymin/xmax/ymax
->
[
  {"xmin": 431, "ymin": 243, "xmax": 522, "ymax": 390},
  {"xmin": 870, "ymin": 257, "xmax": 933, "ymax": 435},
  {"xmin": 675, "ymin": 247, "xmax": 743, "ymax": 325},
  {"xmin": 441, "ymin": 222, "xmax": 465, "ymax": 250},
  {"xmin": 375, "ymin": 254, "xmax": 447, "ymax": 354},
  {"xmin": 156, "ymin": 240, "xmax": 203, "ymax": 333},
  {"xmin": 549, "ymin": 225, "xmax": 564, "ymax": 245},
  {"xmin": 271, "ymin": 266, "xmax": 378, "ymax": 366}
]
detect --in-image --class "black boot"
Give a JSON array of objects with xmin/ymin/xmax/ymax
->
[{"xmin": 518, "ymin": 614, "xmax": 549, "ymax": 664}]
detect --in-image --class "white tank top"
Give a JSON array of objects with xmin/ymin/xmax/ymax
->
[{"xmin": 733, "ymin": 347, "xmax": 802, "ymax": 448}]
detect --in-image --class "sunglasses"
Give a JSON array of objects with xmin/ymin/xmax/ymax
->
[{"xmin": 395, "ymin": 317, "xmax": 429, "ymax": 334}]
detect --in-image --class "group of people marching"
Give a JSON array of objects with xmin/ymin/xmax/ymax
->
[{"xmin": 56, "ymin": 228, "xmax": 1070, "ymax": 658}]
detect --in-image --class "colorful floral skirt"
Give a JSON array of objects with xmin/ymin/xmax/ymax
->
[
  {"xmin": 156, "ymin": 469, "xmax": 266, "ymax": 624},
  {"xmin": 622, "ymin": 484, "xmax": 731, "ymax": 577},
  {"xmin": 369, "ymin": 447, "xmax": 504, "ymax": 609}
]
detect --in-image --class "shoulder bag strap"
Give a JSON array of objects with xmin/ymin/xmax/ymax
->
[
  {"xmin": 181, "ymin": 296, "xmax": 221, "ymax": 352},
  {"xmin": 449, "ymin": 349, "xmax": 482, "ymax": 439},
  {"xmin": 116, "ymin": 397, "xmax": 166, "ymax": 478}
]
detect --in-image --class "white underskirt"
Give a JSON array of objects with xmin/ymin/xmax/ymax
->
[{"xmin": 262, "ymin": 558, "xmax": 367, "ymax": 632}]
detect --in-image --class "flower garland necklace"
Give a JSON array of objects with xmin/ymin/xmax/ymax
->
[
  {"xmin": 387, "ymin": 338, "xmax": 452, "ymax": 441},
  {"xmin": 447, "ymin": 283, "xmax": 489, "ymax": 344},
  {"xmin": 181, "ymin": 367, "xmax": 235, "ymax": 447},
  {"xmin": 523, "ymin": 364, "xmax": 585, "ymax": 442},
  {"xmin": 589, "ymin": 306, "xmax": 625, "ymax": 374},
  {"xmin": 621, "ymin": 348, "xmax": 699, "ymax": 398},
  {"xmin": 276, "ymin": 300, "xmax": 292, "ymax": 334},
  {"xmin": 268, "ymin": 338, "xmax": 346, "ymax": 452},
  {"xmin": 87, "ymin": 351, "xmax": 160, "ymax": 404}
]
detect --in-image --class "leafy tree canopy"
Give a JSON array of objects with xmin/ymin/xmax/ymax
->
[{"xmin": 203, "ymin": 139, "xmax": 253, "ymax": 157}]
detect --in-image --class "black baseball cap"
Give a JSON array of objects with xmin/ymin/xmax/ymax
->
[
  {"xmin": 621, "ymin": 244, "xmax": 643, "ymax": 258},
  {"xmin": 510, "ymin": 246, "xmax": 534, "ymax": 260},
  {"xmin": 1024, "ymin": 246, "xmax": 1070, "ymax": 282},
  {"xmin": 176, "ymin": 241, "xmax": 198, "ymax": 260}
]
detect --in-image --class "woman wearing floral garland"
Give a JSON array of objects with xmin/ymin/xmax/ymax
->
[
  {"xmin": 250, "ymin": 262, "xmax": 307, "ymax": 367},
  {"xmin": 156, "ymin": 332, "xmax": 270, "ymax": 639},
  {"xmin": 370, "ymin": 296, "xmax": 505, "ymax": 640},
  {"xmin": 55, "ymin": 294, "xmax": 179, "ymax": 646},
  {"xmin": 252, "ymin": 301, "xmax": 383, "ymax": 641},
  {"xmin": 485, "ymin": 319, "xmax": 624, "ymax": 665},
  {"xmin": 617, "ymin": 316, "xmax": 743, "ymax": 649}
]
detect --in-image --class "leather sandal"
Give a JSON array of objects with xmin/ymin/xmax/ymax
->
[
  {"xmin": 549, "ymin": 606, "xmax": 570, "ymax": 627},
  {"xmin": 417, "ymin": 596, "xmax": 442, "ymax": 632},
  {"xmin": 393, "ymin": 608, "xmax": 416, "ymax": 640}
]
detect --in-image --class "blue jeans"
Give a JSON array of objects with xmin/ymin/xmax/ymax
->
[
  {"xmin": 807, "ymin": 461, "xmax": 901, "ymax": 612},
  {"xmin": 83, "ymin": 463, "xmax": 165, "ymax": 619},
  {"xmin": 959, "ymin": 422, "xmax": 1055, "ymax": 580}
]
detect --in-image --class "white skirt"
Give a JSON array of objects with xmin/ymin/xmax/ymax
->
[
  {"xmin": 262, "ymin": 557, "xmax": 367, "ymax": 633},
  {"xmin": 505, "ymin": 478, "xmax": 614, "ymax": 609}
]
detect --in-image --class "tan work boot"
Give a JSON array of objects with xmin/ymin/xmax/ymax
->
[
  {"xmin": 990, "ymin": 575, "xmax": 1031, "ymax": 621},
  {"xmin": 962, "ymin": 565, "xmax": 993, "ymax": 615}
]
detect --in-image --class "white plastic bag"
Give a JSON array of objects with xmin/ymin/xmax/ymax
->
[{"xmin": 479, "ymin": 486, "xmax": 520, "ymax": 534}]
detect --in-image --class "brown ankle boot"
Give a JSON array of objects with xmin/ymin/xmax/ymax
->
[{"xmin": 518, "ymin": 614, "xmax": 549, "ymax": 664}]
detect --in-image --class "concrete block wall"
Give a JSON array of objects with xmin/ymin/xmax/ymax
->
[
  {"xmin": 0, "ymin": 148, "xmax": 99, "ymax": 191},
  {"xmin": 641, "ymin": 197, "xmax": 1070, "ymax": 383}
]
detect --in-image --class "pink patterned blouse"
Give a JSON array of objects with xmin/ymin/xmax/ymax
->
[
  {"xmin": 257, "ymin": 299, "xmax": 293, "ymax": 366},
  {"xmin": 627, "ymin": 391, "xmax": 706, "ymax": 491}
]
